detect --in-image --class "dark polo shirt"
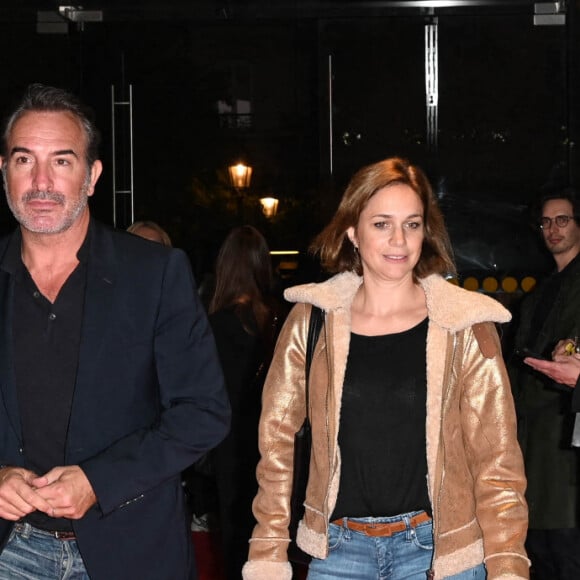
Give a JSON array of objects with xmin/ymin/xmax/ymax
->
[{"xmin": 3, "ymin": 228, "xmax": 89, "ymax": 532}]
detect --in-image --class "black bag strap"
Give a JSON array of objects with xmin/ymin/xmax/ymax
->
[{"xmin": 305, "ymin": 305, "xmax": 324, "ymax": 421}]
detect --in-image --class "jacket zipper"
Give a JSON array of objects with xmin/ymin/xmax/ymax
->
[{"xmin": 322, "ymin": 312, "xmax": 333, "ymax": 555}]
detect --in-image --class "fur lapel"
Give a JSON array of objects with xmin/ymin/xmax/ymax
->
[
  {"xmin": 284, "ymin": 271, "xmax": 362, "ymax": 311},
  {"xmin": 284, "ymin": 271, "xmax": 511, "ymax": 328},
  {"xmin": 419, "ymin": 274, "xmax": 511, "ymax": 329}
]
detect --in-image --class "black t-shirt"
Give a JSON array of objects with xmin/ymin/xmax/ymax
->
[
  {"xmin": 9, "ymin": 233, "xmax": 88, "ymax": 532},
  {"xmin": 332, "ymin": 317, "xmax": 431, "ymax": 519}
]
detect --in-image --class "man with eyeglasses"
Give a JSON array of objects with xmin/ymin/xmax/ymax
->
[{"xmin": 508, "ymin": 187, "xmax": 580, "ymax": 580}]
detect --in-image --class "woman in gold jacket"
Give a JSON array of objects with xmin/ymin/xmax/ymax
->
[{"xmin": 243, "ymin": 157, "xmax": 529, "ymax": 580}]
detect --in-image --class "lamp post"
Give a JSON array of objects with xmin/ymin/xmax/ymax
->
[{"xmin": 228, "ymin": 163, "xmax": 253, "ymax": 220}]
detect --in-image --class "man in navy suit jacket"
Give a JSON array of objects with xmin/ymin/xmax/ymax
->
[{"xmin": 0, "ymin": 84, "xmax": 230, "ymax": 579}]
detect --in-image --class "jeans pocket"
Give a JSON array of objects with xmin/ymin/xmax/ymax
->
[
  {"xmin": 328, "ymin": 523, "xmax": 346, "ymax": 552},
  {"xmin": 410, "ymin": 522, "xmax": 434, "ymax": 551}
]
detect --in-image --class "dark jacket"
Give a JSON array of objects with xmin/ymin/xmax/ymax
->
[
  {"xmin": 574, "ymin": 385, "xmax": 580, "ymax": 412},
  {"xmin": 0, "ymin": 220, "xmax": 231, "ymax": 580},
  {"xmin": 509, "ymin": 252, "xmax": 580, "ymax": 529}
]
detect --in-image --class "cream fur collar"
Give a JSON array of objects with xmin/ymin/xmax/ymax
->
[{"xmin": 284, "ymin": 271, "xmax": 511, "ymax": 331}]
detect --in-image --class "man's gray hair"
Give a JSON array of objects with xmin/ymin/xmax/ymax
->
[{"xmin": 1, "ymin": 83, "xmax": 101, "ymax": 167}]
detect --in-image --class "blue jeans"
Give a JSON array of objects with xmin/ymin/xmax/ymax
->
[
  {"xmin": 0, "ymin": 523, "xmax": 90, "ymax": 579},
  {"xmin": 307, "ymin": 512, "xmax": 486, "ymax": 580},
  {"xmin": 446, "ymin": 564, "xmax": 486, "ymax": 579}
]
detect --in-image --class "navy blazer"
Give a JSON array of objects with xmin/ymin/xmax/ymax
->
[{"xmin": 0, "ymin": 220, "xmax": 230, "ymax": 580}]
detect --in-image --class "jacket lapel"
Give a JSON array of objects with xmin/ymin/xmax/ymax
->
[
  {"xmin": 0, "ymin": 231, "xmax": 22, "ymax": 446},
  {"xmin": 67, "ymin": 222, "xmax": 116, "ymax": 443},
  {"xmin": 0, "ymin": 267, "xmax": 21, "ymax": 445}
]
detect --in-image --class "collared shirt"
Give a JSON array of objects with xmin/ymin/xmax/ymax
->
[{"xmin": 3, "ymin": 228, "xmax": 89, "ymax": 532}]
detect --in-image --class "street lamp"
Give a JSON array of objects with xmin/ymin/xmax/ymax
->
[
  {"xmin": 228, "ymin": 163, "xmax": 252, "ymax": 220},
  {"xmin": 228, "ymin": 163, "xmax": 253, "ymax": 190},
  {"xmin": 260, "ymin": 196, "xmax": 279, "ymax": 218}
]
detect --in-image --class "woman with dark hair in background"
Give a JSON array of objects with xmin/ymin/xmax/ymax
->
[{"xmin": 209, "ymin": 225, "xmax": 282, "ymax": 579}]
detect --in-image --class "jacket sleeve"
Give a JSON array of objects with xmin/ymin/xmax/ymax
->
[
  {"xmin": 80, "ymin": 249, "xmax": 231, "ymax": 515},
  {"xmin": 242, "ymin": 303, "xmax": 309, "ymax": 580},
  {"xmin": 573, "ymin": 380, "xmax": 580, "ymax": 412},
  {"xmin": 461, "ymin": 322, "xmax": 530, "ymax": 579}
]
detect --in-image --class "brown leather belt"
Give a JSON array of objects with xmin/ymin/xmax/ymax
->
[
  {"xmin": 331, "ymin": 512, "xmax": 431, "ymax": 537},
  {"xmin": 47, "ymin": 530, "xmax": 76, "ymax": 540},
  {"xmin": 14, "ymin": 522, "xmax": 76, "ymax": 541}
]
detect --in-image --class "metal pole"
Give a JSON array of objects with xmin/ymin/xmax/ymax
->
[
  {"xmin": 425, "ymin": 17, "xmax": 439, "ymax": 152},
  {"xmin": 328, "ymin": 54, "xmax": 334, "ymax": 176},
  {"xmin": 111, "ymin": 84, "xmax": 134, "ymax": 229},
  {"xmin": 111, "ymin": 85, "xmax": 117, "ymax": 227},
  {"xmin": 129, "ymin": 84, "xmax": 134, "ymax": 225}
]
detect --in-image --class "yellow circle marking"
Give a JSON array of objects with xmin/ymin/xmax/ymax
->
[
  {"xmin": 482, "ymin": 277, "xmax": 498, "ymax": 293},
  {"xmin": 521, "ymin": 276, "xmax": 536, "ymax": 293},
  {"xmin": 463, "ymin": 277, "xmax": 479, "ymax": 291},
  {"xmin": 501, "ymin": 277, "xmax": 518, "ymax": 293}
]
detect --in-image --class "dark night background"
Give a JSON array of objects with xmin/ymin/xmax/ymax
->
[{"xmin": 0, "ymin": 0, "xmax": 577, "ymax": 296}]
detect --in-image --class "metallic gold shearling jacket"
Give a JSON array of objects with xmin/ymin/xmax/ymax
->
[{"xmin": 243, "ymin": 272, "xmax": 529, "ymax": 580}]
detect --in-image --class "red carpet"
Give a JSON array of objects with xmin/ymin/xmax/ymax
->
[
  {"xmin": 192, "ymin": 532, "xmax": 225, "ymax": 580},
  {"xmin": 191, "ymin": 532, "xmax": 308, "ymax": 580}
]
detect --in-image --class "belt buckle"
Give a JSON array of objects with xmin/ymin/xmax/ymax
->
[{"xmin": 54, "ymin": 530, "xmax": 76, "ymax": 540}]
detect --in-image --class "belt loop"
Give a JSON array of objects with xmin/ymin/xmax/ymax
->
[
  {"xmin": 340, "ymin": 517, "xmax": 352, "ymax": 540},
  {"xmin": 20, "ymin": 522, "xmax": 32, "ymax": 539},
  {"xmin": 402, "ymin": 513, "xmax": 411, "ymax": 541}
]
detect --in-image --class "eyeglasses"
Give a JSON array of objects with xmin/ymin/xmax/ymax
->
[{"xmin": 539, "ymin": 215, "xmax": 576, "ymax": 229}]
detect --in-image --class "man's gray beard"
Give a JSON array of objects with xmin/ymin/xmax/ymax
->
[{"xmin": 2, "ymin": 169, "xmax": 91, "ymax": 234}]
